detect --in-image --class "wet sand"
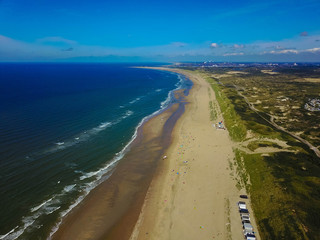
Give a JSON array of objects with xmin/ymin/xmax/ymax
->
[{"xmin": 52, "ymin": 86, "xmax": 188, "ymax": 239}]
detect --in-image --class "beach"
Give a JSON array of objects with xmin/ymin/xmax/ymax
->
[
  {"xmin": 130, "ymin": 68, "xmax": 260, "ymax": 239},
  {"xmin": 51, "ymin": 68, "xmax": 259, "ymax": 240}
]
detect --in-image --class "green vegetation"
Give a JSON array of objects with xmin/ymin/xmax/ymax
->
[
  {"xmin": 207, "ymin": 67, "xmax": 320, "ymax": 147},
  {"xmin": 234, "ymin": 149, "xmax": 249, "ymax": 190},
  {"xmin": 189, "ymin": 68, "xmax": 320, "ymax": 239},
  {"xmin": 209, "ymin": 100, "xmax": 217, "ymax": 121},
  {"xmin": 205, "ymin": 75, "xmax": 247, "ymax": 141},
  {"xmin": 225, "ymin": 198, "xmax": 232, "ymax": 240},
  {"xmin": 247, "ymin": 140, "xmax": 282, "ymax": 152},
  {"xmin": 234, "ymin": 150, "xmax": 320, "ymax": 239}
]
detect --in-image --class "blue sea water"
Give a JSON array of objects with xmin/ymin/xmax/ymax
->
[{"xmin": 0, "ymin": 63, "xmax": 191, "ymax": 239}]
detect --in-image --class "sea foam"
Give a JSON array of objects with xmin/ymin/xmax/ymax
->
[
  {"xmin": 31, "ymin": 197, "xmax": 53, "ymax": 213},
  {"xmin": 129, "ymin": 97, "xmax": 142, "ymax": 104},
  {"xmin": 30, "ymin": 109, "xmax": 134, "ymax": 158}
]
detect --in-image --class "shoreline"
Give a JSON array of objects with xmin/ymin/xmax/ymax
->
[{"xmin": 51, "ymin": 71, "xmax": 190, "ymax": 239}]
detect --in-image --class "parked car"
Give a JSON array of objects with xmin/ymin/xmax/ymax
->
[
  {"xmin": 243, "ymin": 229, "xmax": 253, "ymax": 235},
  {"xmin": 238, "ymin": 201, "xmax": 247, "ymax": 210},
  {"xmin": 243, "ymin": 223, "xmax": 254, "ymax": 232},
  {"xmin": 240, "ymin": 212, "xmax": 250, "ymax": 218},
  {"xmin": 242, "ymin": 219, "xmax": 251, "ymax": 225},
  {"xmin": 243, "ymin": 229, "xmax": 254, "ymax": 237},
  {"xmin": 240, "ymin": 195, "xmax": 248, "ymax": 199},
  {"xmin": 241, "ymin": 215, "xmax": 250, "ymax": 221},
  {"xmin": 245, "ymin": 233, "xmax": 256, "ymax": 240},
  {"xmin": 239, "ymin": 208, "xmax": 249, "ymax": 214}
]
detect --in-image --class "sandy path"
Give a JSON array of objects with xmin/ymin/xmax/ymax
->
[{"xmin": 130, "ymin": 69, "xmax": 260, "ymax": 240}]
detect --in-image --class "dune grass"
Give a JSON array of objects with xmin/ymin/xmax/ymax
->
[
  {"xmin": 209, "ymin": 100, "xmax": 217, "ymax": 121},
  {"xmin": 235, "ymin": 150, "xmax": 320, "ymax": 239},
  {"xmin": 247, "ymin": 140, "xmax": 282, "ymax": 152},
  {"xmin": 205, "ymin": 76, "xmax": 247, "ymax": 142}
]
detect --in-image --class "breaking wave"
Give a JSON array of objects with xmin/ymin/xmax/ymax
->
[{"xmin": 29, "ymin": 110, "xmax": 134, "ymax": 158}]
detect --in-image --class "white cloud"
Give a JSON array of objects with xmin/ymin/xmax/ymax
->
[
  {"xmin": 268, "ymin": 47, "xmax": 320, "ymax": 55},
  {"xmin": 210, "ymin": 43, "xmax": 218, "ymax": 48},
  {"xmin": 269, "ymin": 49, "xmax": 299, "ymax": 54},
  {"xmin": 37, "ymin": 36, "xmax": 77, "ymax": 45},
  {"xmin": 170, "ymin": 42, "xmax": 188, "ymax": 47},
  {"xmin": 305, "ymin": 47, "xmax": 320, "ymax": 53},
  {"xmin": 233, "ymin": 44, "xmax": 245, "ymax": 49},
  {"xmin": 223, "ymin": 52, "xmax": 244, "ymax": 56}
]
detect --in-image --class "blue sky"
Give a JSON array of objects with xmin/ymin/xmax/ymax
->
[{"xmin": 0, "ymin": 0, "xmax": 320, "ymax": 62}]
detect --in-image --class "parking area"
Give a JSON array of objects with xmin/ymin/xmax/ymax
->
[{"xmin": 237, "ymin": 195, "xmax": 257, "ymax": 240}]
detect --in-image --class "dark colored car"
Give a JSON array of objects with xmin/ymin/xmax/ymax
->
[
  {"xmin": 239, "ymin": 209, "xmax": 249, "ymax": 214},
  {"xmin": 245, "ymin": 233, "xmax": 256, "ymax": 240},
  {"xmin": 240, "ymin": 195, "xmax": 248, "ymax": 199},
  {"xmin": 242, "ymin": 220, "xmax": 251, "ymax": 224}
]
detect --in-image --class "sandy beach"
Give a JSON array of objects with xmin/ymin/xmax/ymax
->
[{"xmin": 130, "ymin": 68, "xmax": 260, "ymax": 240}]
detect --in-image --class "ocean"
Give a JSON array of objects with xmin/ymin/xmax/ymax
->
[{"xmin": 0, "ymin": 63, "xmax": 192, "ymax": 240}]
